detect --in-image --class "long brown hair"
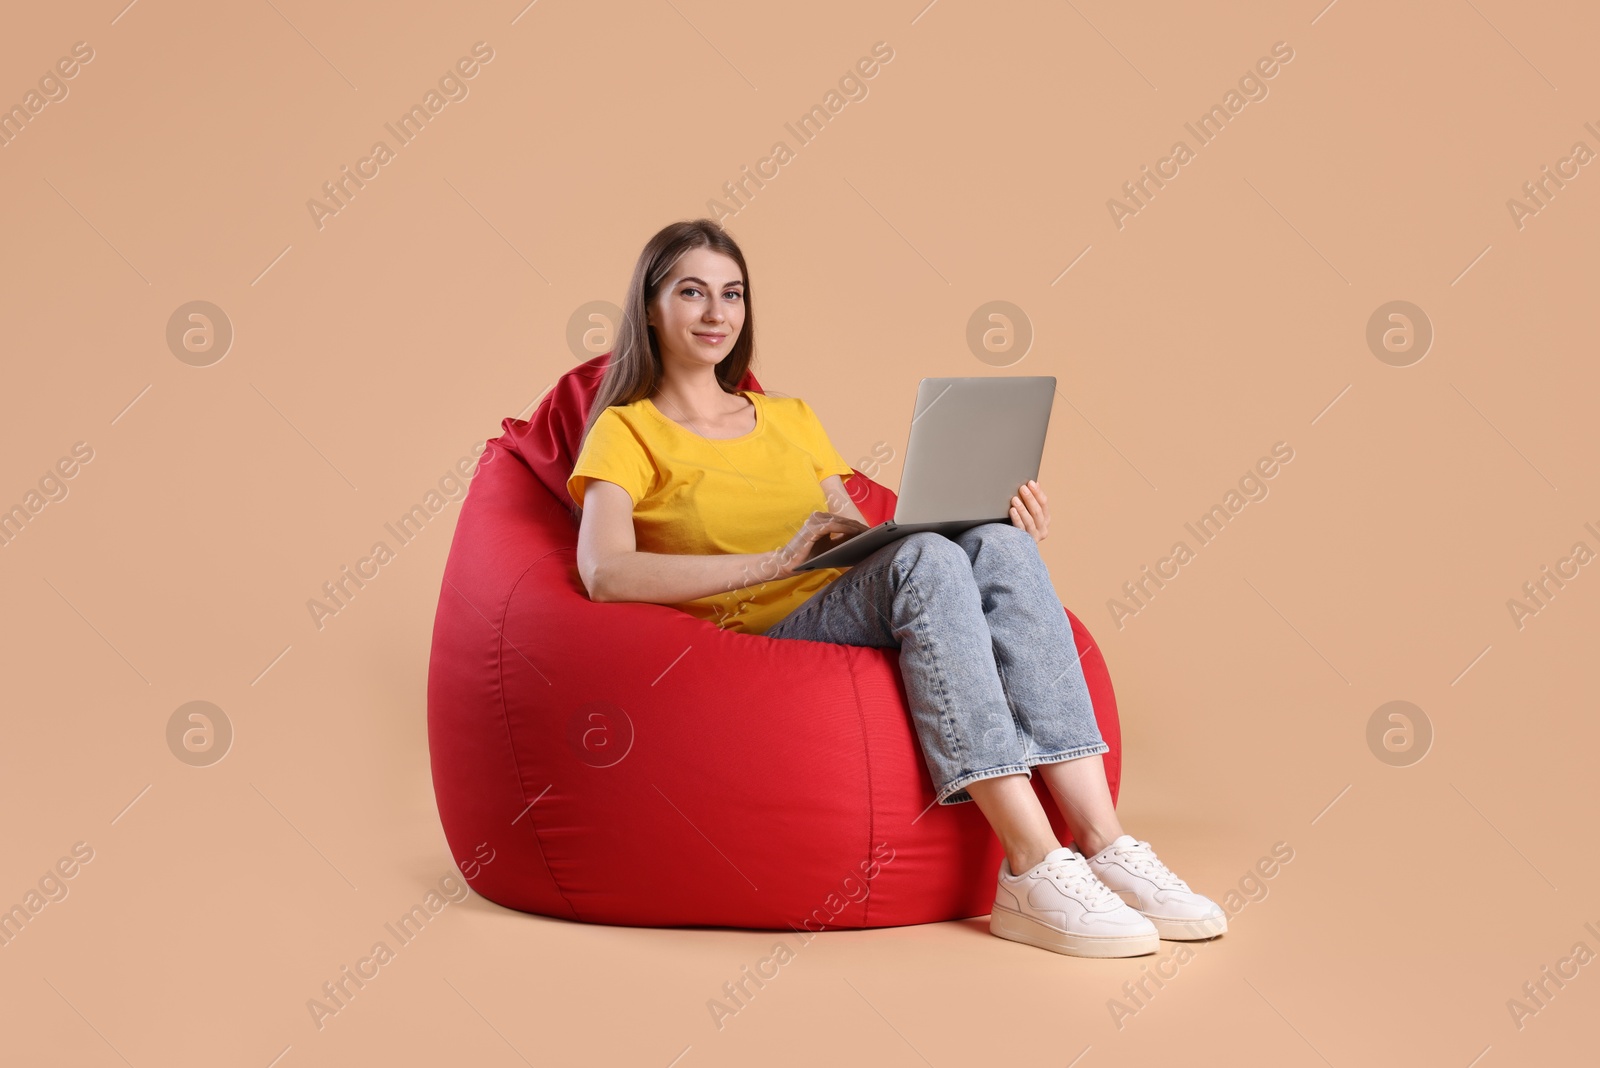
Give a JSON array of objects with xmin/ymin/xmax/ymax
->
[{"xmin": 575, "ymin": 218, "xmax": 756, "ymax": 456}]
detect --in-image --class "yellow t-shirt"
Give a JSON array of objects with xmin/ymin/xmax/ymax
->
[{"xmin": 566, "ymin": 389, "xmax": 856, "ymax": 635}]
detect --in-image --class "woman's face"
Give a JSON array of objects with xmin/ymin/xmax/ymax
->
[{"xmin": 646, "ymin": 247, "xmax": 746, "ymax": 371}]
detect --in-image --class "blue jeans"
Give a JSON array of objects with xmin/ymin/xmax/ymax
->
[{"xmin": 765, "ymin": 522, "xmax": 1108, "ymax": 806}]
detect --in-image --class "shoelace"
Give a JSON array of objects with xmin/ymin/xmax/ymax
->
[
  {"xmin": 1103, "ymin": 839, "xmax": 1191, "ymax": 891},
  {"xmin": 1037, "ymin": 854, "xmax": 1122, "ymax": 908}
]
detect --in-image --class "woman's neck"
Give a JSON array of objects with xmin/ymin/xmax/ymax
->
[{"xmin": 650, "ymin": 367, "xmax": 736, "ymax": 422}]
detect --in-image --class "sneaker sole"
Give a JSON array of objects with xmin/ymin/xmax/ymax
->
[
  {"xmin": 989, "ymin": 905, "xmax": 1160, "ymax": 958},
  {"xmin": 1144, "ymin": 912, "xmax": 1228, "ymax": 940}
]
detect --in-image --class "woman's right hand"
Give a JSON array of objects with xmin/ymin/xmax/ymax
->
[{"xmin": 772, "ymin": 511, "xmax": 870, "ymax": 578}]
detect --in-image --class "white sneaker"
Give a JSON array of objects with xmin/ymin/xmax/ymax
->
[
  {"xmin": 1084, "ymin": 834, "xmax": 1228, "ymax": 940},
  {"xmin": 990, "ymin": 845, "xmax": 1160, "ymax": 958}
]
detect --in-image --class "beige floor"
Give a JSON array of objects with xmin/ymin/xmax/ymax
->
[{"xmin": 3, "ymin": 1, "xmax": 1597, "ymax": 1064}]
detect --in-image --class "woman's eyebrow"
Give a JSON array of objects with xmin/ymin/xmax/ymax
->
[{"xmin": 673, "ymin": 276, "xmax": 744, "ymax": 288}]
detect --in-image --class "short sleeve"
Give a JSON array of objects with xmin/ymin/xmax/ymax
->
[
  {"xmin": 567, "ymin": 408, "xmax": 655, "ymax": 507},
  {"xmin": 792, "ymin": 399, "xmax": 856, "ymax": 483}
]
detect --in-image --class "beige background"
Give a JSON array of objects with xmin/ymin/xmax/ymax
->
[{"xmin": 2, "ymin": 0, "xmax": 1596, "ymax": 1064}]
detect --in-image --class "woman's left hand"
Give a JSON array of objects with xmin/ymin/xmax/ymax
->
[{"xmin": 1009, "ymin": 479, "xmax": 1049, "ymax": 543}]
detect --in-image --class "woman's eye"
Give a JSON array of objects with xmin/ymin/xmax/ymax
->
[
  {"xmin": 724, "ymin": 291, "xmax": 742, "ymax": 301},
  {"xmin": 681, "ymin": 287, "xmax": 702, "ymax": 298}
]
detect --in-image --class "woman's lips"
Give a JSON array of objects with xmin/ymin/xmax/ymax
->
[{"xmin": 695, "ymin": 333, "xmax": 726, "ymax": 344}]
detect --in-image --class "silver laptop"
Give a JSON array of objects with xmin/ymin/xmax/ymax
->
[{"xmin": 793, "ymin": 376, "xmax": 1056, "ymax": 572}]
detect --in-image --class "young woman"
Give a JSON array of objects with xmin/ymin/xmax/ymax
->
[{"xmin": 566, "ymin": 219, "xmax": 1227, "ymax": 959}]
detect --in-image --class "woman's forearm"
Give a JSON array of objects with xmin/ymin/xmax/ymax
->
[{"xmin": 590, "ymin": 547, "xmax": 792, "ymax": 605}]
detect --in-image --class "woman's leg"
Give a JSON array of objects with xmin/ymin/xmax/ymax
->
[
  {"xmin": 765, "ymin": 531, "xmax": 1065, "ymax": 873},
  {"xmin": 948, "ymin": 524, "xmax": 1228, "ymax": 939},
  {"xmin": 1033, "ymin": 752, "xmax": 1125, "ymax": 858},
  {"xmin": 768, "ymin": 529, "xmax": 1186, "ymax": 955},
  {"xmin": 950, "ymin": 522, "xmax": 1119, "ymax": 852},
  {"xmin": 964, "ymin": 773, "xmax": 1061, "ymax": 877}
]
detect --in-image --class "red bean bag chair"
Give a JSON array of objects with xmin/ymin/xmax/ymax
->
[{"xmin": 427, "ymin": 353, "xmax": 1124, "ymax": 930}]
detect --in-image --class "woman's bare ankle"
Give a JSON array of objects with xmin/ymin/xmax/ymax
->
[
  {"xmin": 1073, "ymin": 826, "xmax": 1123, "ymax": 858},
  {"xmin": 1005, "ymin": 840, "xmax": 1061, "ymax": 875},
  {"xmin": 964, "ymin": 773, "xmax": 1062, "ymax": 875}
]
